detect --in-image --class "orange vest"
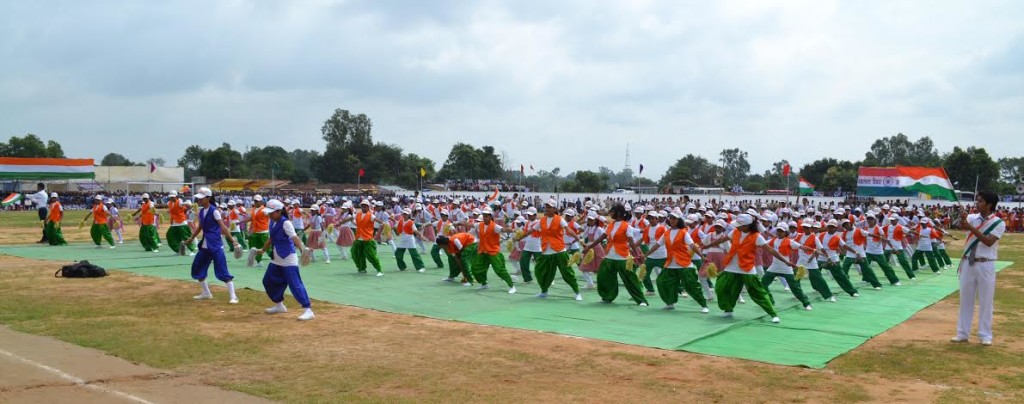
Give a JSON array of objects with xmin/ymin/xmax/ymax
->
[
  {"xmin": 251, "ymin": 207, "xmax": 269, "ymax": 232},
  {"xmin": 476, "ymin": 222, "xmax": 500, "ymax": 255},
  {"xmin": 445, "ymin": 233, "xmax": 477, "ymax": 254},
  {"xmin": 722, "ymin": 230, "xmax": 757, "ymax": 272},
  {"xmin": 842, "ymin": 228, "xmax": 866, "ymax": 246},
  {"xmin": 291, "ymin": 208, "xmax": 304, "ymax": 221},
  {"xmin": 437, "ymin": 219, "xmax": 453, "ymax": 235},
  {"xmin": 168, "ymin": 200, "xmax": 187, "ymax": 224},
  {"xmin": 47, "ymin": 202, "xmax": 62, "ymax": 222},
  {"xmin": 890, "ymin": 225, "xmax": 905, "ymax": 241},
  {"xmin": 689, "ymin": 227, "xmax": 703, "ymax": 248},
  {"xmin": 92, "ymin": 204, "xmax": 108, "ymax": 225},
  {"xmin": 821, "ymin": 233, "xmax": 842, "ymax": 251},
  {"xmin": 539, "ymin": 215, "xmax": 566, "ymax": 252},
  {"xmin": 664, "ymin": 230, "xmax": 693, "ymax": 268},
  {"xmin": 397, "ymin": 219, "xmax": 415, "ymax": 235},
  {"xmin": 140, "ymin": 202, "xmax": 155, "ymax": 225},
  {"xmin": 528, "ymin": 220, "xmax": 541, "ymax": 238},
  {"xmin": 648, "ymin": 224, "xmax": 667, "ymax": 246},
  {"xmin": 355, "ymin": 212, "xmax": 375, "ymax": 240},
  {"xmin": 605, "ymin": 221, "xmax": 631, "ymax": 257},
  {"xmin": 769, "ymin": 237, "xmax": 792, "ymax": 256}
]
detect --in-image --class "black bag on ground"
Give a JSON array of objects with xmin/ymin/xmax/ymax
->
[{"xmin": 54, "ymin": 260, "xmax": 108, "ymax": 278}]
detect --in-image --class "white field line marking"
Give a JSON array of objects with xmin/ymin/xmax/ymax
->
[{"xmin": 0, "ymin": 348, "xmax": 155, "ymax": 404}]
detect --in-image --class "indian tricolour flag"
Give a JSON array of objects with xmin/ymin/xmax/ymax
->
[
  {"xmin": 798, "ymin": 177, "xmax": 815, "ymax": 196},
  {"xmin": 0, "ymin": 157, "xmax": 95, "ymax": 180},
  {"xmin": 2, "ymin": 193, "xmax": 23, "ymax": 207},
  {"xmin": 897, "ymin": 166, "xmax": 957, "ymax": 202}
]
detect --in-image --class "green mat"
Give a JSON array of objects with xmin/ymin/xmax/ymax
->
[{"xmin": 0, "ymin": 243, "xmax": 1010, "ymax": 368}]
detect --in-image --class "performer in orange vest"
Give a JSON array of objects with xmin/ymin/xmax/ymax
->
[
  {"xmin": 582, "ymin": 204, "xmax": 648, "ymax": 306},
  {"xmin": 130, "ymin": 193, "xmax": 160, "ymax": 252},
  {"xmin": 471, "ymin": 207, "xmax": 516, "ymax": 293},
  {"xmin": 336, "ymin": 200, "xmax": 385, "ymax": 276},
  {"xmin": 643, "ymin": 209, "xmax": 707, "ymax": 311},
  {"xmin": 393, "ymin": 208, "xmax": 426, "ymax": 272},
  {"xmin": 435, "ymin": 232, "xmax": 478, "ymax": 286},
  {"xmin": 761, "ymin": 224, "xmax": 813, "ymax": 310},
  {"xmin": 839, "ymin": 219, "xmax": 884, "ymax": 289},
  {"xmin": 239, "ymin": 195, "xmax": 270, "ymax": 265},
  {"xmin": 81, "ymin": 195, "xmax": 115, "ymax": 248},
  {"xmin": 42, "ymin": 192, "xmax": 67, "ymax": 246},
  {"xmin": 701, "ymin": 214, "xmax": 780, "ymax": 322},
  {"xmin": 514, "ymin": 199, "xmax": 582, "ymax": 300},
  {"xmin": 166, "ymin": 190, "xmax": 194, "ymax": 255}
]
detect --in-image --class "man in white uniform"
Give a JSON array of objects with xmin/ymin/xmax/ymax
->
[{"xmin": 953, "ymin": 191, "xmax": 1005, "ymax": 346}]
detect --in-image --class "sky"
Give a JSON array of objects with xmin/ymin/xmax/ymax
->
[{"xmin": 2, "ymin": 0, "xmax": 1023, "ymax": 179}]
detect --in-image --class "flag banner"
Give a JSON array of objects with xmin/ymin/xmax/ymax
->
[
  {"xmin": 2, "ymin": 193, "xmax": 24, "ymax": 207},
  {"xmin": 0, "ymin": 157, "xmax": 95, "ymax": 180},
  {"xmin": 798, "ymin": 177, "xmax": 815, "ymax": 196},
  {"xmin": 856, "ymin": 167, "xmax": 917, "ymax": 197},
  {"xmin": 896, "ymin": 166, "xmax": 957, "ymax": 201},
  {"xmin": 487, "ymin": 186, "xmax": 499, "ymax": 202},
  {"xmin": 358, "ymin": 168, "xmax": 365, "ymax": 177},
  {"xmin": 520, "ymin": 164, "xmax": 524, "ymax": 174},
  {"xmin": 420, "ymin": 167, "xmax": 426, "ymax": 177},
  {"xmin": 530, "ymin": 165, "xmax": 534, "ymax": 171},
  {"xmin": 639, "ymin": 164, "xmax": 644, "ymax": 175},
  {"xmin": 783, "ymin": 164, "xmax": 791, "ymax": 177},
  {"xmin": 150, "ymin": 162, "xmax": 156, "ymax": 173}
]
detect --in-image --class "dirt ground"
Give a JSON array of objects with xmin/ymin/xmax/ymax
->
[{"xmin": 2, "ymin": 221, "xmax": 1021, "ymax": 402}]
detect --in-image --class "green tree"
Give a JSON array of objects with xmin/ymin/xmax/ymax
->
[
  {"xmin": 289, "ymin": 149, "xmax": 321, "ymax": 183},
  {"xmin": 800, "ymin": 158, "xmax": 858, "ymax": 193},
  {"xmin": 943, "ymin": 147, "xmax": 1000, "ymax": 193},
  {"xmin": 0, "ymin": 134, "xmax": 65, "ymax": 158},
  {"xmin": 863, "ymin": 133, "xmax": 941, "ymax": 167},
  {"xmin": 101, "ymin": 153, "xmax": 135, "ymax": 166},
  {"xmin": 658, "ymin": 154, "xmax": 719, "ymax": 187},
  {"xmin": 315, "ymin": 109, "xmax": 375, "ymax": 183},
  {"xmin": 821, "ymin": 166, "xmax": 858, "ymax": 193},
  {"xmin": 200, "ymin": 143, "xmax": 246, "ymax": 180},
  {"xmin": 146, "ymin": 157, "xmax": 166, "ymax": 167},
  {"xmin": 719, "ymin": 148, "xmax": 750, "ymax": 188},
  {"xmin": 177, "ymin": 145, "xmax": 207, "ymax": 179},
  {"xmin": 997, "ymin": 157, "xmax": 1024, "ymax": 185},
  {"xmin": 570, "ymin": 170, "xmax": 609, "ymax": 192},
  {"xmin": 244, "ymin": 146, "xmax": 294, "ymax": 180},
  {"xmin": 436, "ymin": 143, "xmax": 502, "ymax": 181}
]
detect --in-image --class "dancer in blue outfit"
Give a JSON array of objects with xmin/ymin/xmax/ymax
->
[
  {"xmin": 256, "ymin": 198, "xmax": 315, "ymax": 321},
  {"xmin": 184, "ymin": 187, "xmax": 242, "ymax": 303}
]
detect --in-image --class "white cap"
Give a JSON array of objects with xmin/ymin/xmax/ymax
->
[
  {"xmin": 440, "ymin": 209, "xmax": 449, "ymax": 216},
  {"xmin": 402, "ymin": 208, "xmax": 412, "ymax": 215},
  {"xmin": 812, "ymin": 221, "xmax": 823, "ymax": 228},
  {"xmin": 183, "ymin": 200, "xmax": 192, "ymax": 206},
  {"xmin": 195, "ymin": 187, "xmax": 212, "ymax": 199},
  {"xmin": 311, "ymin": 204, "xmax": 320, "ymax": 211},
  {"xmin": 882, "ymin": 204, "xmax": 890, "ymax": 210},
  {"xmin": 168, "ymin": 190, "xmax": 178, "ymax": 197},
  {"xmin": 414, "ymin": 203, "xmax": 423, "ymax": 210},
  {"xmin": 527, "ymin": 207, "xmax": 537, "ymax": 215},
  {"xmin": 544, "ymin": 199, "xmax": 557, "ymax": 207},
  {"xmin": 587, "ymin": 212, "xmax": 598, "ymax": 220},
  {"xmin": 892, "ymin": 207, "xmax": 902, "ymax": 213},
  {"xmin": 826, "ymin": 219, "xmax": 839, "ymax": 227},
  {"xmin": 360, "ymin": 199, "xmax": 370, "ymax": 206},
  {"xmin": 227, "ymin": 200, "xmax": 236, "ymax": 206},
  {"xmin": 94, "ymin": 195, "xmax": 103, "ymax": 200},
  {"xmin": 775, "ymin": 224, "xmax": 789, "ymax": 232},
  {"xmin": 141, "ymin": 193, "xmax": 150, "ymax": 199},
  {"xmin": 686, "ymin": 213, "xmax": 700, "ymax": 223},
  {"xmin": 633, "ymin": 206, "xmax": 644, "ymax": 213},
  {"xmin": 375, "ymin": 201, "xmax": 384, "ymax": 207},
  {"xmin": 253, "ymin": 195, "xmax": 263, "ymax": 202},
  {"xmin": 472, "ymin": 208, "xmax": 481, "ymax": 215},
  {"xmin": 835, "ymin": 208, "xmax": 846, "ymax": 215},
  {"xmin": 563, "ymin": 208, "xmax": 576, "ymax": 216},
  {"xmin": 921, "ymin": 218, "xmax": 931, "ymax": 225},
  {"xmin": 735, "ymin": 214, "xmax": 754, "ymax": 226},
  {"xmin": 481, "ymin": 207, "xmax": 494, "ymax": 215},
  {"xmin": 263, "ymin": 199, "xmax": 285, "ymax": 214},
  {"xmin": 840, "ymin": 219, "xmax": 851, "ymax": 226},
  {"xmin": 218, "ymin": 203, "xmax": 227, "ymax": 209},
  {"xmin": 713, "ymin": 219, "xmax": 728, "ymax": 228}
]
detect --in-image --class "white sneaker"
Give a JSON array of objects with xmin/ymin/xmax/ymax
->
[
  {"xmin": 417, "ymin": 268, "xmax": 425, "ymax": 273},
  {"xmin": 536, "ymin": 292, "xmax": 548, "ymax": 298},
  {"xmin": 298, "ymin": 310, "xmax": 315, "ymax": 321},
  {"xmin": 701, "ymin": 307, "xmax": 709, "ymax": 314},
  {"xmin": 950, "ymin": 336, "xmax": 968, "ymax": 343},
  {"xmin": 442, "ymin": 277, "xmax": 455, "ymax": 282},
  {"xmin": 805, "ymin": 305, "xmax": 813, "ymax": 311},
  {"xmin": 95, "ymin": 245, "xmax": 103, "ymax": 249},
  {"xmin": 852, "ymin": 293, "xmax": 860, "ymax": 298},
  {"xmin": 325, "ymin": 260, "xmax": 331, "ymax": 264},
  {"xmin": 193, "ymin": 294, "xmax": 213, "ymax": 300},
  {"xmin": 376, "ymin": 272, "xmax": 384, "ymax": 277},
  {"xmin": 738, "ymin": 296, "xmax": 746, "ymax": 304},
  {"xmin": 477, "ymin": 284, "xmax": 490, "ymax": 290},
  {"xmin": 229, "ymin": 298, "xmax": 238, "ymax": 304},
  {"xmin": 265, "ymin": 305, "xmax": 287, "ymax": 314},
  {"xmin": 829, "ymin": 296, "xmax": 837, "ymax": 302},
  {"xmin": 934, "ymin": 271, "xmax": 941, "ymax": 275},
  {"xmin": 981, "ymin": 339, "xmax": 992, "ymax": 346},
  {"xmin": 663, "ymin": 304, "xmax": 675, "ymax": 310},
  {"xmin": 152, "ymin": 249, "xmax": 159, "ymax": 253},
  {"xmin": 783, "ymin": 287, "xmax": 791, "ymax": 291},
  {"xmin": 461, "ymin": 282, "xmax": 472, "ymax": 286},
  {"xmin": 574, "ymin": 294, "xmax": 583, "ymax": 301},
  {"xmin": 721, "ymin": 312, "xmax": 734, "ymax": 318},
  {"xmin": 639, "ymin": 302, "xmax": 648, "ymax": 307},
  {"xmin": 894, "ymin": 282, "xmax": 902, "ymax": 286},
  {"xmin": 508, "ymin": 286, "xmax": 517, "ymax": 294},
  {"xmin": 771, "ymin": 316, "xmax": 780, "ymax": 323},
  {"xmin": 681, "ymin": 292, "xmax": 689, "ymax": 298},
  {"xmin": 109, "ymin": 246, "xmax": 116, "ymax": 249}
]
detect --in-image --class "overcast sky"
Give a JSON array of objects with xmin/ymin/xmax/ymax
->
[{"xmin": 2, "ymin": 0, "xmax": 1022, "ymax": 178}]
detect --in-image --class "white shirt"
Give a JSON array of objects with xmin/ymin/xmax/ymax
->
[
  {"xmin": 796, "ymin": 234, "xmax": 822, "ymax": 269},
  {"xmin": 966, "ymin": 213, "xmax": 1005, "ymax": 261},
  {"xmin": 722, "ymin": 232, "xmax": 768, "ymax": 275},
  {"xmin": 604, "ymin": 222, "xmax": 638, "ymax": 260},
  {"xmin": 843, "ymin": 229, "xmax": 866, "ymax": 258},
  {"xmin": 646, "ymin": 225, "xmax": 669, "ymax": 259},
  {"xmin": 767, "ymin": 238, "xmax": 800, "ymax": 274},
  {"xmin": 820, "ymin": 232, "xmax": 845, "ymax": 261},
  {"xmin": 864, "ymin": 226, "xmax": 886, "ymax": 255},
  {"xmin": 523, "ymin": 219, "xmax": 542, "ymax": 253},
  {"xmin": 395, "ymin": 220, "xmax": 419, "ymax": 249},
  {"xmin": 656, "ymin": 229, "xmax": 694, "ymax": 268},
  {"xmin": 270, "ymin": 220, "xmax": 299, "ymax": 266},
  {"xmin": 916, "ymin": 227, "xmax": 934, "ymax": 251},
  {"xmin": 529, "ymin": 217, "xmax": 569, "ymax": 255},
  {"xmin": 29, "ymin": 190, "xmax": 48, "ymax": 207}
]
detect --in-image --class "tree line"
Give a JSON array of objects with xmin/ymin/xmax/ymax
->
[{"xmin": 5, "ymin": 115, "xmax": 1021, "ymax": 195}]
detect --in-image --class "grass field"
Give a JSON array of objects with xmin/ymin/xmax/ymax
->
[{"xmin": 1, "ymin": 210, "xmax": 1022, "ymax": 403}]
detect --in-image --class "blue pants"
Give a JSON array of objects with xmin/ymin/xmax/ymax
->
[
  {"xmin": 263, "ymin": 263, "xmax": 311, "ymax": 308},
  {"xmin": 191, "ymin": 248, "xmax": 233, "ymax": 282}
]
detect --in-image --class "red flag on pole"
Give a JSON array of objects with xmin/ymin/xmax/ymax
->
[
  {"xmin": 520, "ymin": 164, "xmax": 524, "ymax": 174},
  {"xmin": 149, "ymin": 162, "xmax": 156, "ymax": 173},
  {"xmin": 782, "ymin": 164, "xmax": 791, "ymax": 177},
  {"xmin": 358, "ymin": 168, "xmax": 365, "ymax": 177}
]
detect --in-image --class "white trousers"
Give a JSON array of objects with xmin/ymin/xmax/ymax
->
[{"xmin": 956, "ymin": 260, "xmax": 996, "ymax": 341}]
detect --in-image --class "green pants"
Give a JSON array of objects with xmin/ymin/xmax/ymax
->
[
  {"xmin": 886, "ymin": 250, "xmax": 915, "ymax": 279},
  {"xmin": 231, "ymin": 231, "xmax": 247, "ymax": 250},
  {"xmin": 139, "ymin": 225, "xmax": 159, "ymax": 251},
  {"xmin": 249, "ymin": 232, "xmax": 270, "ymax": 263},
  {"xmin": 936, "ymin": 247, "xmax": 952, "ymax": 266},
  {"xmin": 865, "ymin": 253, "xmax": 901, "ymax": 285},
  {"xmin": 841, "ymin": 257, "xmax": 882, "ymax": 288},
  {"xmin": 296, "ymin": 229, "xmax": 307, "ymax": 245},
  {"xmin": 911, "ymin": 250, "xmax": 940, "ymax": 273},
  {"xmin": 473, "ymin": 252, "xmax": 514, "ymax": 287},
  {"xmin": 762, "ymin": 272, "xmax": 811, "ymax": 308},
  {"xmin": 90, "ymin": 223, "xmax": 114, "ymax": 246},
  {"xmin": 449, "ymin": 244, "xmax": 477, "ymax": 282},
  {"xmin": 166, "ymin": 225, "xmax": 193, "ymax": 253},
  {"xmin": 642, "ymin": 257, "xmax": 666, "ymax": 293},
  {"xmin": 715, "ymin": 271, "xmax": 777, "ymax": 316},
  {"xmin": 395, "ymin": 247, "xmax": 425, "ymax": 271},
  {"xmin": 430, "ymin": 243, "xmax": 445, "ymax": 268},
  {"xmin": 518, "ymin": 251, "xmax": 539, "ymax": 282},
  {"xmin": 806, "ymin": 267, "xmax": 834, "ymax": 299},
  {"xmin": 596, "ymin": 259, "xmax": 648, "ymax": 305},
  {"xmin": 44, "ymin": 222, "xmax": 67, "ymax": 246},
  {"xmin": 823, "ymin": 261, "xmax": 858, "ymax": 296},
  {"xmin": 351, "ymin": 239, "xmax": 383, "ymax": 272},
  {"xmin": 535, "ymin": 252, "xmax": 580, "ymax": 294},
  {"xmin": 657, "ymin": 267, "xmax": 707, "ymax": 307}
]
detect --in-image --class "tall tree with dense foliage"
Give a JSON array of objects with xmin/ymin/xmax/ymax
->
[
  {"xmin": 0, "ymin": 134, "xmax": 66, "ymax": 158},
  {"xmin": 863, "ymin": 133, "xmax": 942, "ymax": 167},
  {"xmin": 719, "ymin": 148, "xmax": 750, "ymax": 188},
  {"xmin": 943, "ymin": 146, "xmax": 1000, "ymax": 193}
]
